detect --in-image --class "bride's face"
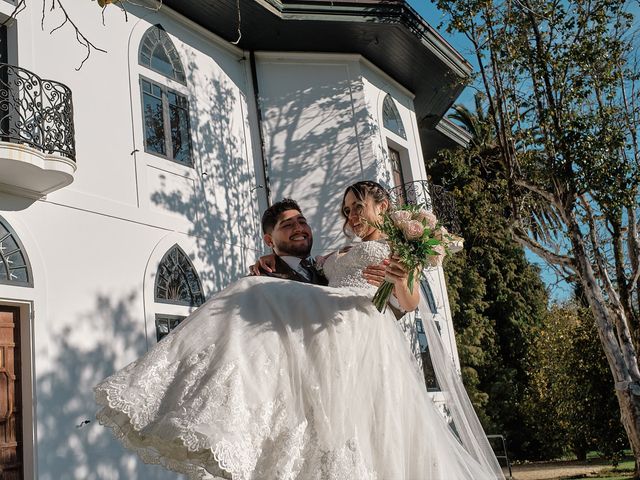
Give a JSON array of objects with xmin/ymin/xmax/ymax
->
[{"xmin": 342, "ymin": 191, "xmax": 386, "ymax": 241}]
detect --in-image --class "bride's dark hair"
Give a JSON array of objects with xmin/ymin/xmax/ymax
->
[{"xmin": 341, "ymin": 181, "xmax": 390, "ymax": 237}]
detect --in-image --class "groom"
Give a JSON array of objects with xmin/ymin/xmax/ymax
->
[{"xmin": 255, "ymin": 198, "xmax": 329, "ymax": 285}]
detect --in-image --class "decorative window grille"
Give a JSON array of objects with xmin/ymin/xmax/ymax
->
[
  {"xmin": 0, "ymin": 216, "xmax": 32, "ymax": 287},
  {"xmin": 154, "ymin": 245, "xmax": 204, "ymax": 307},
  {"xmin": 382, "ymin": 94, "xmax": 406, "ymax": 139}
]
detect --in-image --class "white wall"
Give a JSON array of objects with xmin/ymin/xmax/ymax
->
[{"xmin": 0, "ymin": 2, "xmax": 265, "ymax": 478}]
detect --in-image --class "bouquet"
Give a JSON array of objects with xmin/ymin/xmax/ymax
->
[{"xmin": 371, "ymin": 205, "xmax": 457, "ymax": 312}]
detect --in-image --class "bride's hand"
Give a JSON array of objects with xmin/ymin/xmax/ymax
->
[
  {"xmin": 384, "ymin": 255, "xmax": 410, "ymax": 284},
  {"xmin": 249, "ymin": 254, "xmax": 277, "ymax": 275},
  {"xmin": 385, "ymin": 255, "xmax": 420, "ymax": 311},
  {"xmin": 362, "ymin": 260, "xmax": 389, "ymax": 287}
]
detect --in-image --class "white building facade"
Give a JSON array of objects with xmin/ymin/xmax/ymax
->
[{"xmin": 0, "ymin": 0, "xmax": 471, "ymax": 478}]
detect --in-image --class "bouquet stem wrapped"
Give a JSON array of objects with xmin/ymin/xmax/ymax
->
[{"xmin": 372, "ymin": 279, "xmax": 396, "ymax": 312}]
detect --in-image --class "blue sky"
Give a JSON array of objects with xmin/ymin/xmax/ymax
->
[{"xmin": 408, "ymin": 1, "xmax": 574, "ymax": 302}]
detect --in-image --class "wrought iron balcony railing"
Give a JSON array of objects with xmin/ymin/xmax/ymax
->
[
  {"xmin": 388, "ymin": 180, "xmax": 461, "ymax": 235},
  {"xmin": 0, "ymin": 63, "xmax": 75, "ymax": 161}
]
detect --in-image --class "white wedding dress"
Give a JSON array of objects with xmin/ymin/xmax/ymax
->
[{"xmin": 95, "ymin": 240, "xmax": 503, "ymax": 480}]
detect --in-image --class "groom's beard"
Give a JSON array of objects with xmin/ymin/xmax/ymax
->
[{"xmin": 274, "ymin": 238, "xmax": 313, "ymax": 258}]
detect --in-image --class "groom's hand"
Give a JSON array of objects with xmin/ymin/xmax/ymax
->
[
  {"xmin": 249, "ymin": 254, "xmax": 277, "ymax": 275},
  {"xmin": 362, "ymin": 260, "xmax": 389, "ymax": 287}
]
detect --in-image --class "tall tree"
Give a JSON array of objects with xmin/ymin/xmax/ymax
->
[
  {"xmin": 427, "ymin": 99, "xmax": 548, "ymax": 458},
  {"xmin": 432, "ymin": 0, "xmax": 640, "ymax": 471}
]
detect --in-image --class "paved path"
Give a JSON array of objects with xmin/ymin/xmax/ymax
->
[{"xmin": 507, "ymin": 460, "xmax": 612, "ymax": 480}]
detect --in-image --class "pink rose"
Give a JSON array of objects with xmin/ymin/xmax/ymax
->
[
  {"xmin": 390, "ymin": 210, "xmax": 412, "ymax": 226},
  {"xmin": 401, "ymin": 220, "xmax": 425, "ymax": 240},
  {"xmin": 415, "ymin": 209, "xmax": 438, "ymax": 229}
]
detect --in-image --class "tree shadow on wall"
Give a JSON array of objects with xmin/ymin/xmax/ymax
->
[
  {"xmin": 149, "ymin": 52, "xmax": 262, "ymax": 292},
  {"xmin": 259, "ymin": 72, "xmax": 388, "ymax": 248},
  {"xmin": 36, "ymin": 291, "xmax": 183, "ymax": 480}
]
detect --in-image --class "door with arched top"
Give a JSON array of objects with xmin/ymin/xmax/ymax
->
[{"xmin": 0, "ymin": 306, "xmax": 22, "ymax": 479}]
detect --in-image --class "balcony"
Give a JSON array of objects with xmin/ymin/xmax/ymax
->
[
  {"xmin": 0, "ymin": 63, "xmax": 76, "ymax": 199},
  {"xmin": 388, "ymin": 180, "xmax": 461, "ymax": 235}
]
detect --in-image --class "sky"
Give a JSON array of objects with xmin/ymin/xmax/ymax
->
[{"xmin": 407, "ymin": 0, "xmax": 575, "ymax": 302}]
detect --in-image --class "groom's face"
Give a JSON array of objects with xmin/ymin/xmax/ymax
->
[{"xmin": 264, "ymin": 209, "xmax": 313, "ymax": 257}]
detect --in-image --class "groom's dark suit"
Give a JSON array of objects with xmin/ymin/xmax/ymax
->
[{"xmin": 256, "ymin": 255, "xmax": 328, "ymax": 286}]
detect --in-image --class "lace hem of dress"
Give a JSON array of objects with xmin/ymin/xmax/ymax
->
[
  {"xmin": 95, "ymin": 340, "xmax": 378, "ymax": 480},
  {"xmin": 96, "ymin": 401, "xmax": 377, "ymax": 480}
]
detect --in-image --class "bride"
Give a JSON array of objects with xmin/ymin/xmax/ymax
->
[{"xmin": 95, "ymin": 181, "xmax": 505, "ymax": 480}]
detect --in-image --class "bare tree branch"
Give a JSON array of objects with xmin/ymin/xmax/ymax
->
[
  {"xmin": 511, "ymin": 223, "xmax": 576, "ymax": 268},
  {"xmin": 42, "ymin": 0, "xmax": 107, "ymax": 70},
  {"xmin": 2, "ymin": 0, "xmax": 26, "ymax": 26}
]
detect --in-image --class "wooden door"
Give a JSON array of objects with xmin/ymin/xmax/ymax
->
[{"xmin": 0, "ymin": 307, "xmax": 22, "ymax": 480}]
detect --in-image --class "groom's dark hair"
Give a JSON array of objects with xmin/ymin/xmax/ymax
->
[{"xmin": 262, "ymin": 198, "xmax": 303, "ymax": 234}]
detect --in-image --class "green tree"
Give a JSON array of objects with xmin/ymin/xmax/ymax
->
[
  {"xmin": 526, "ymin": 303, "xmax": 627, "ymax": 461},
  {"xmin": 428, "ymin": 105, "xmax": 549, "ymax": 458},
  {"xmin": 432, "ymin": 0, "xmax": 640, "ymax": 470}
]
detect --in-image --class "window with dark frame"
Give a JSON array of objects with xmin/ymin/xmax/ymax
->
[
  {"xmin": 141, "ymin": 78, "xmax": 192, "ymax": 165},
  {"xmin": 138, "ymin": 24, "xmax": 192, "ymax": 166},
  {"xmin": 155, "ymin": 314, "xmax": 187, "ymax": 342}
]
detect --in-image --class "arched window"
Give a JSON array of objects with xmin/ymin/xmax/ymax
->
[
  {"xmin": 154, "ymin": 245, "xmax": 204, "ymax": 307},
  {"xmin": 139, "ymin": 24, "xmax": 186, "ymax": 83},
  {"xmin": 382, "ymin": 94, "xmax": 406, "ymax": 139},
  {"xmin": 138, "ymin": 25, "xmax": 192, "ymax": 165},
  {"xmin": 0, "ymin": 216, "xmax": 32, "ymax": 287}
]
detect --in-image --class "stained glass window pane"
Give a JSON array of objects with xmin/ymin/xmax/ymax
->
[
  {"xmin": 382, "ymin": 94, "xmax": 406, "ymax": 139},
  {"xmin": 155, "ymin": 245, "xmax": 205, "ymax": 306},
  {"xmin": 138, "ymin": 25, "xmax": 186, "ymax": 84},
  {"xmin": 0, "ymin": 216, "xmax": 32, "ymax": 287}
]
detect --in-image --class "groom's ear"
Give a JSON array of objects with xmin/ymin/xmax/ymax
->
[{"xmin": 263, "ymin": 233, "xmax": 273, "ymax": 248}]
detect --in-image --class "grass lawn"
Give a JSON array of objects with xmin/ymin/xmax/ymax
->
[{"xmin": 568, "ymin": 459, "xmax": 635, "ymax": 479}]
